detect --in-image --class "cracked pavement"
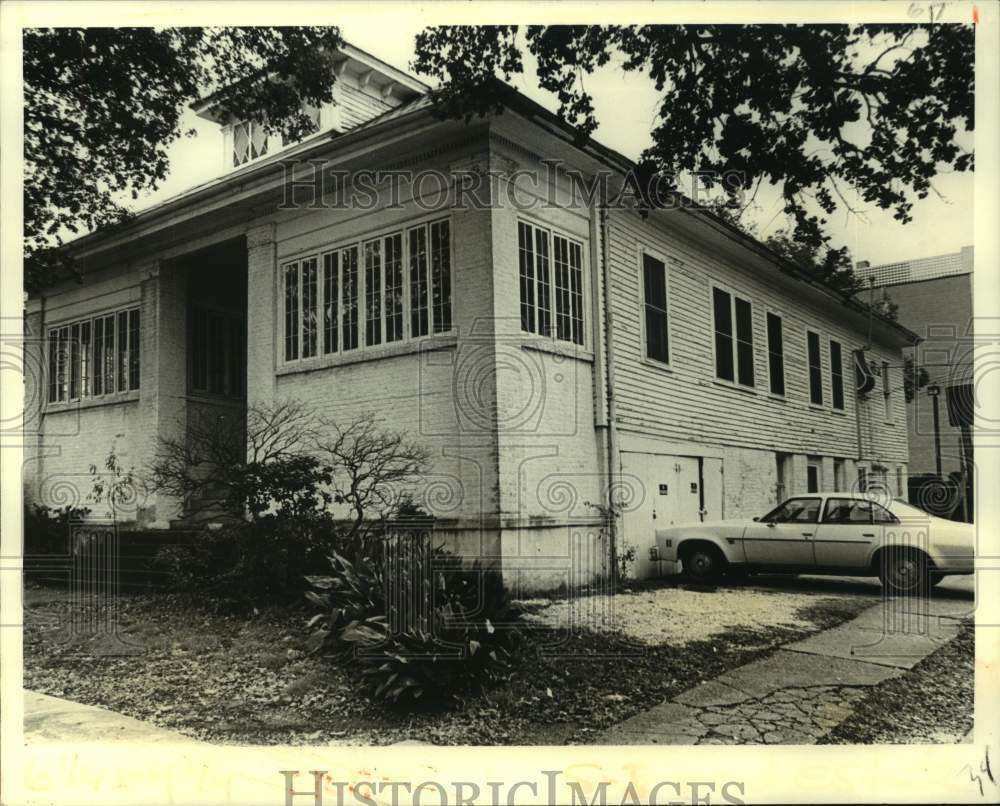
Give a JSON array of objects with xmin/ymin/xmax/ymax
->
[{"xmin": 597, "ymin": 582, "xmax": 974, "ymax": 745}]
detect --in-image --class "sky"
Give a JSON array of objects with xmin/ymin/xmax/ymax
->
[{"xmin": 139, "ymin": 22, "xmax": 974, "ymax": 268}]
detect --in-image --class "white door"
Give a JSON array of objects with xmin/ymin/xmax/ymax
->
[
  {"xmin": 742, "ymin": 496, "xmax": 821, "ymax": 567},
  {"xmin": 813, "ymin": 496, "xmax": 883, "ymax": 569},
  {"xmin": 620, "ymin": 452, "xmax": 723, "ymax": 578}
]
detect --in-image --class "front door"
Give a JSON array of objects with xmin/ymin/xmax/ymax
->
[{"xmin": 742, "ymin": 496, "xmax": 821, "ymax": 567}]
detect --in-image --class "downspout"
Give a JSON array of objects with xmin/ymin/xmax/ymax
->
[{"xmin": 599, "ymin": 205, "xmax": 620, "ymax": 581}]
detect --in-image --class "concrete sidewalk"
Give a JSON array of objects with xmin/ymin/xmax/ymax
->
[
  {"xmin": 596, "ymin": 593, "xmax": 973, "ymax": 745},
  {"xmin": 24, "ymin": 691, "xmax": 197, "ymax": 744}
]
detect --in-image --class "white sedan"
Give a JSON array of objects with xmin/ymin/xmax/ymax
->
[{"xmin": 657, "ymin": 492, "xmax": 975, "ymax": 594}]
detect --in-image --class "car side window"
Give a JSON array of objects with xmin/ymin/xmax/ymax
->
[
  {"xmin": 768, "ymin": 497, "xmax": 822, "ymax": 524},
  {"xmin": 823, "ymin": 498, "xmax": 873, "ymax": 524}
]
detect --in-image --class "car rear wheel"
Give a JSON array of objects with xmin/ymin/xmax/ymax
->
[
  {"xmin": 682, "ymin": 545, "xmax": 723, "ymax": 584},
  {"xmin": 878, "ymin": 548, "xmax": 931, "ymax": 596}
]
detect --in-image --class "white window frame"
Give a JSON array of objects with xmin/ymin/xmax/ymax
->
[
  {"xmin": 637, "ymin": 246, "xmax": 671, "ymax": 368},
  {"xmin": 280, "ymin": 216, "xmax": 453, "ymax": 367},
  {"xmin": 709, "ymin": 281, "xmax": 756, "ymax": 390},
  {"xmin": 517, "ymin": 218, "xmax": 586, "ymax": 348},
  {"xmin": 46, "ymin": 306, "xmax": 140, "ymax": 405}
]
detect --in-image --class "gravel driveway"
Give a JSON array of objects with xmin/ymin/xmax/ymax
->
[{"xmin": 518, "ymin": 574, "xmax": 893, "ymax": 646}]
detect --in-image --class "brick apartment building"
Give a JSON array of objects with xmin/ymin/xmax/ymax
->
[{"xmin": 23, "ymin": 43, "xmax": 916, "ymax": 590}]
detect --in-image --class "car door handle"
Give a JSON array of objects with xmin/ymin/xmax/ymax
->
[
  {"xmin": 862, "ymin": 532, "xmax": 875, "ymax": 538},
  {"xmin": 801, "ymin": 532, "xmax": 814, "ymax": 538}
]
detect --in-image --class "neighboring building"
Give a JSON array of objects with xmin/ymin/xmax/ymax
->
[
  {"xmin": 23, "ymin": 44, "xmax": 916, "ymax": 591},
  {"xmin": 857, "ymin": 247, "xmax": 974, "ymax": 519}
]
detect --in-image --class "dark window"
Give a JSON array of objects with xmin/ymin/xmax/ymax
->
[
  {"xmin": 128, "ymin": 310, "xmax": 140, "ymax": 391},
  {"xmin": 712, "ymin": 287, "xmax": 734, "ymax": 382},
  {"xmin": 807, "ymin": 463, "xmax": 820, "ymax": 493},
  {"xmin": 807, "ymin": 330, "xmax": 823, "ymax": 405},
  {"xmin": 409, "ymin": 226, "xmax": 428, "ymax": 338},
  {"xmin": 342, "ymin": 246, "xmax": 359, "ymax": 351},
  {"xmin": 430, "ymin": 220, "xmax": 452, "ymax": 333},
  {"xmin": 535, "ymin": 227, "xmax": 551, "ymax": 337},
  {"xmin": 642, "ymin": 252, "xmax": 669, "ymax": 364},
  {"xmin": 48, "ymin": 308, "xmax": 138, "ymax": 402},
  {"xmin": 302, "ymin": 258, "xmax": 318, "ymax": 358},
  {"xmin": 518, "ymin": 222, "xmax": 536, "ymax": 333},
  {"xmin": 823, "ymin": 498, "xmax": 872, "ymax": 524},
  {"xmin": 830, "ymin": 340, "xmax": 844, "ymax": 410},
  {"xmin": 766, "ymin": 312, "xmax": 784, "ymax": 396},
  {"xmin": 190, "ymin": 306, "xmax": 244, "ymax": 399},
  {"xmin": 284, "ymin": 262, "xmax": 299, "ymax": 361},
  {"xmin": 385, "ymin": 233, "xmax": 404, "ymax": 342},
  {"xmin": 365, "ymin": 240, "xmax": 382, "ymax": 346},
  {"xmin": 323, "ymin": 251, "xmax": 338, "ymax": 354},
  {"xmin": 734, "ymin": 297, "xmax": 754, "ymax": 387}
]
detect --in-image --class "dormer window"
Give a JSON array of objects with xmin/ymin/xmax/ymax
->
[{"xmin": 232, "ymin": 120, "xmax": 269, "ymax": 167}]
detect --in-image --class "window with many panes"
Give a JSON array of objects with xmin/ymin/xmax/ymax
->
[
  {"xmin": 47, "ymin": 308, "xmax": 139, "ymax": 403},
  {"xmin": 806, "ymin": 330, "xmax": 823, "ymax": 405},
  {"xmin": 518, "ymin": 221, "xmax": 584, "ymax": 346},
  {"xmin": 641, "ymin": 252, "xmax": 669, "ymax": 364},
  {"xmin": 830, "ymin": 339, "xmax": 845, "ymax": 410},
  {"xmin": 766, "ymin": 312, "xmax": 784, "ymax": 396},
  {"xmin": 712, "ymin": 286, "xmax": 754, "ymax": 387},
  {"xmin": 282, "ymin": 219, "xmax": 451, "ymax": 364},
  {"xmin": 189, "ymin": 307, "xmax": 245, "ymax": 398}
]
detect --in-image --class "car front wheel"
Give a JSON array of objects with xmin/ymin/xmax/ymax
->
[
  {"xmin": 879, "ymin": 549, "xmax": 931, "ymax": 596},
  {"xmin": 682, "ymin": 545, "xmax": 723, "ymax": 584}
]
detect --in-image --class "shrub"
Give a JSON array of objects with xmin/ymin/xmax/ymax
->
[
  {"xmin": 24, "ymin": 503, "xmax": 91, "ymax": 555},
  {"xmin": 155, "ymin": 512, "xmax": 338, "ymax": 606},
  {"xmin": 305, "ymin": 531, "xmax": 520, "ymax": 704}
]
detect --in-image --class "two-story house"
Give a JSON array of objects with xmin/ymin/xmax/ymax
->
[{"xmin": 23, "ymin": 43, "xmax": 917, "ymax": 592}]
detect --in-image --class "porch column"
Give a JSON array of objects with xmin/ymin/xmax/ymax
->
[
  {"xmin": 246, "ymin": 223, "xmax": 277, "ymax": 409},
  {"xmin": 142, "ymin": 260, "xmax": 188, "ymax": 527}
]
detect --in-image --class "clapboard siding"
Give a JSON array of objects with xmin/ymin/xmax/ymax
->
[{"xmin": 606, "ymin": 208, "xmax": 908, "ymax": 464}]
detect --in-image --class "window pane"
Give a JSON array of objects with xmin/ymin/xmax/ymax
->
[
  {"xmin": 128, "ymin": 309, "xmax": 140, "ymax": 391},
  {"xmin": 518, "ymin": 222, "xmax": 536, "ymax": 333},
  {"xmin": 80, "ymin": 321, "xmax": 91, "ymax": 397},
  {"xmin": 47, "ymin": 329, "xmax": 58, "ymax": 403},
  {"xmin": 116, "ymin": 311, "xmax": 128, "ymax": 392},
  {"xmin": 103, "ymin": 315, "xmax": 115, "ymax": 394},
  {"xmin": 93, "ymin": 318, "xmax": 104, "ymax": 395},
  {"xmin": 734, "ymin": 297, "xmax": 754, "ymax": 387},
  {"xmin": 431, "ymin": 220, "xmax": 452, "ymax": 333},
  {"xmin": 409, "ymin": 227, "xmax": 428, "ymax": 338},
  {"xmin": 553, "ymin": 235, "xmax": 573, "ymax": 342},
  {"xmin": 250, "ymin": 121, "xmax": 268, "ymax": 160},
  {"xmin": 767, "ymin": 313, "xmax": 784, "ymax": 396},
  {"xmin": 712, "ymin": 287, "xmax": 734, "ymax": 382},
  {"xmin": 324, "ymin": 252, "xmax": 339, "ymax": 354},
  {"xmin": 569, "ymin": 242, "xmax": 583, "ymax": 345},
  {"xmin": 284, "ymin": 263, "xmax": 299, "ymax": 361},
  {"xmin": 342, "ymin": 246, "xmax": 359, "ymax": 350},
  {"xmin": 830, "ymin": 340, "xmax": 844, "ymax": 410},
  {"xmin": 536, "ymin": 228, "xmax": 552, "ymax": 338},
  {"xmin": 807, "ymin": 331, "xmax": 823, "ymax": 405},
  {"xmin": 232, "ymin": 122, "xmax": 250, "ymax": 167},
  {"xmin": 642, "ymin": 253, "xmax": 668, "ymax": 363},
  {"xmin": 302, "ymin": 258, "xmax": 318, "ymax": 358},
  {"xmin": 365, "ymin": 240, "xmax": 383, "ymax": 346},
  {"xmin": 70, "ymin": 324, "xmax": 80, "ymax": 399},
  {"xmin": 385, "ymin": 234, "xmax": 405, "ymax": 342}
]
